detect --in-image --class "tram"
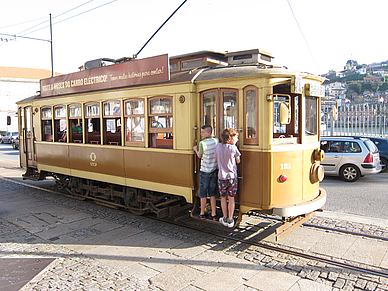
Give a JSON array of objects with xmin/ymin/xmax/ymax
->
[{"xmin": 17, "ymin": 49, "xmax": 326, "ymax": 236}]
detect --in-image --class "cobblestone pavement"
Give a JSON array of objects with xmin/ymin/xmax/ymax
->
[{"xmin": 1, "ymin": 174, "xmax": 388, "ymax": 290}]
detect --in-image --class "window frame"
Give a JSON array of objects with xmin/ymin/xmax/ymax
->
[
  {"xmin": 102, "ymin": 100, "xmax": 122, "ymax": 146},
  {"xmin": 68, "ymin": 103, "xmax": 83, "ymax": 143},
  {"xmin": 85, "ymin": 102, "xmax": 101, "ymax": 144},
  {"xmin": 148, "ymin": 96, "xmax": 173, "ymax": 149},
  {"xmin": 124, "ymin": 98, "xmax": 145, "ymax": 147},
  {"xmin": 41, "ymin": 106, "xmax": 53, "ymax": 142},
  {"xmin": 53, "ymin": 105, "xmax": 67, "ymax": 142},
  {"xmin": 200, "ymin": 88, "xmax": 239, "ymax": 138},
  {"xmin": 243, "ymin": 86, "xmax": 258, "ymax": 145}
]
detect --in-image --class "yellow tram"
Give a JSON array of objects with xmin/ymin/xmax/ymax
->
[{"xmin": 17, "ymin": 49, "xmax": 326, "ymax": 232}]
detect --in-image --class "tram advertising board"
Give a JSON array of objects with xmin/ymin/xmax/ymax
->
[{"xmin": 40, "ymin": 54, "xmax": 169, "ymax": 97}]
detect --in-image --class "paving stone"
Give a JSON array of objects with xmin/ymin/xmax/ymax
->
[
  {"xmin": 333, "ymin": 278, "xmax": 346, "ymax": 288},
  {"xmin": 245, "ymin": 268, "xmax": 299, "ymax": 291},
  {"xmin": 288, "ymin": 278, "xmax": 332, "ymax": 291},
  {"xmin": 149, "ymin": 264, "xmax": 204, "ymax": 290},
  {"xmin": 192, "ymin": 269, "xmax": 244, "ymax": 291}
]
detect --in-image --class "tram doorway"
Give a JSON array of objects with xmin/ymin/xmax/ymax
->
[{"xmin": 20, "ymin": 106, "xmax": 37, "ymax": 169}]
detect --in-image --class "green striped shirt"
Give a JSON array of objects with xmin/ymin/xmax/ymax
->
[{"xmin": 198, "ymin": 138, "xmax": 219, "ymax": 173}]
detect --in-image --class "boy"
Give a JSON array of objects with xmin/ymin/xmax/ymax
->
[
  {"xmin": 193, "ymin": 125, "xmax": 219, "ymax": 220},
  {"xmin": 215, "ymin": 128, "xmax": 241, "ymax": 228}
]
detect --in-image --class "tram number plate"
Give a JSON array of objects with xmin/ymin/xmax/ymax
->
[{"xmin": 280, "ymin": 163, "xmax": 291, "ymax": 170}]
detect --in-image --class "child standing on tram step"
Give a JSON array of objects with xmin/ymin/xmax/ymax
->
[
  {"xmin": 193, "ymin": 125, "xmax": 219, "ymax": 221},
  {"xmin": 215, "ymin": 128, "xmax": 241, "ymax": 228}
]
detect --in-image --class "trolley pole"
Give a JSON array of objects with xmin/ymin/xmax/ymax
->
[{"xmin": 49, "ymin": 13, "xmax": 54, "ymax": 77}]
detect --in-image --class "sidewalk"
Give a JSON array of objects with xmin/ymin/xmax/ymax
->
[{"xmin": 0, "ymin": 163, "xmax": 387, "ymax": 290}]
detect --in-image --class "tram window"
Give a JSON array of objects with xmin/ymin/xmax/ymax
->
[
  {"xmin": 273, "ymin": 95, "xmax": 301, "ymax": 141},
  {"xmin": 149, "ymin": 97, "xmax": 173, "ymax": 149},
  {"xmin": 69, "ymin": 104, "xmax": 83, "ymax": 143},
  {"xmin": 202, "ymin": 91, "xmax": 217, "ymax": 136},
  {"xmin": 41, "ymin": 107, "xmax": 53, "ymax": 142},
  {"xmin": 181, "ymin": 59, "xmax": 203, "ymax": 70},
  {"xmin": 103, "ymin": 101, "xmax": 121, "ymax": 146},
  {"xmin": 274, "ymin": 100, "xmax": 287, "ymax": 134},
  {"xmin": 125, "ymin": 99, "xmax": 145, "ymax": 146},
  {"xmin": 244, "ymin": 87, "xmax": 258, "ymax": 145},
  {"xmin": 294, "ymin": 96, "xmax": 299, "ymax": 134},
  {"xmin": 54, "ymin": 106, "xmax": 67, "ymax": 142},
  {"xmin": 221, "ymin": 90, "xmax": 238, "ymax": 133},
  {"xmin": 305, "ymin": 96, "xmax": 318, "ymax": 136},
  {"xmin": 85, "ymin": 103, "xmax": 101, "ymax": 144}
]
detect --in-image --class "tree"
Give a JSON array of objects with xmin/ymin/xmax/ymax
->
[
  {"xmin": 348, "ymin": 82, "xmax": 362, "ymax": 94},
  {"xmin": 379, "ymin": 83, "xmax": 388, "ymax": 91},
  {"xmin": 344, "ymin": 60, "xmax": 359, "ymax": 71}
]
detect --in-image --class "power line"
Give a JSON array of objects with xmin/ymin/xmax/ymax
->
[
  {"xmin": 287, "ymin": 0, "xmax": 318, "ymax": 70},
  {"xmin": 20, "ymin": 0, "xmax": 117, "ymax": 37},
  {"xmin": 19, "ymin": 0, "xmax": 94, "ymax": 36},
  {"xmin": 0, "ymin": 17, "xmax": 47, "ymax": 30}
]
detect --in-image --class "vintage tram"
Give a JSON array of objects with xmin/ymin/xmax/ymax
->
[{"xmin": 17, "ymin": 49, "xmax": 326, "ymax": 235}]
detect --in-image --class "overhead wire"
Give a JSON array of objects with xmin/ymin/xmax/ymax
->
[
  {"xmin": 0, "ymin": 17, "xmax": 47, "ymax": 30},
  {"xmin": 18, "ymin": 0, "xmax": 95, "ymax": 36},
  {"xmin": 0, "ymin": 0, "xmax": 117, "ymax": 42},
  {"xmin": 21, "ymin": 0, "xmax": 118, "ymax": 37},
  {"xmin": 287, "ymin": 0, "xmax": 318, "ymax": 71}
]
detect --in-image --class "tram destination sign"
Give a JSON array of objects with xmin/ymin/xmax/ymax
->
[{"xmin": 40, "ymin": 54, "xmax": 169, "ymax": 97}]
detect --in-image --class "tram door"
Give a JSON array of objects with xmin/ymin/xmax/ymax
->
[
  {"xmin": 20, "ymin": 106, "xmax": 36, "ymax": 168},
  {"xmin": 196, "ymin": 88, "xmax": 239, "ymax": 206},
  {"xmin": 200, "ymin": 88, "xmax": 239, "ymax": 137}
]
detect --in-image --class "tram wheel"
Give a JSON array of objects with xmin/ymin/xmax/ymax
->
[
  {"xmin": 125, "ymin": 188, "xmax": 147, "ymax": 216},
  {"xmin": 340, "ymin": 164, "xmax": 360, "ymax": 182}
]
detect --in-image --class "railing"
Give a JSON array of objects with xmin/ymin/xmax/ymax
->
[{"xmin": 321, "ymin": 103, "xmax": 388, "ymax": 137}]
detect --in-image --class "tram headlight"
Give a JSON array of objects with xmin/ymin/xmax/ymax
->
[
  {"xmin": 310, "ymin": 162, "xmax": 324, "ymax": 183},
  {"xmin": 313, "ymin": 148, "xmax": 325, "ymax": 162}
]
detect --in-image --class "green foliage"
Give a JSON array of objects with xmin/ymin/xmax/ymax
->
[
  {"xmin": 379, "ymin": 83, "xmax": 388, "ymax": 91},
  {"xmin": 348, "ymin": 82, "xmax": 362, "ymax": 94}
]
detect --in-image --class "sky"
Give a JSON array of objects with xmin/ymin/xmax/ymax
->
[{"xmin": 1, "ymin": 0, "xmax": 387, "ymax": 76}]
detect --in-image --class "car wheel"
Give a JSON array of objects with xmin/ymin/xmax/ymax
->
[
  {"xmin": 340, "ymin": 164, "xmax": 360, "ymax": 182},
  {"xmin": 12, "ymin": 142, "xmax": 16, "ymax": 150},
  {"xmin": 380, "ymin": 158, "xmax": 388, "ymax": 173}
]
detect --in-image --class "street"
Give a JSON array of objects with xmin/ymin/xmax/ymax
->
[{"xmin": 0, "ymin": 143, "xmax": 387, "ymax": 220}]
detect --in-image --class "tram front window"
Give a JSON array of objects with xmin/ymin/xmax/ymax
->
[
  {"xmin": 273, "ymin": 95, "xmax": 300, "ymax": 141},
  {"xmin": 305, "ymin": 96, "xmax": 318, "ymax": 136}
]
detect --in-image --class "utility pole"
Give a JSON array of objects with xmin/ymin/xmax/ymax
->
[{"xmin": 50, "ymin": 13, "xmax": 54, "ymax": 77}]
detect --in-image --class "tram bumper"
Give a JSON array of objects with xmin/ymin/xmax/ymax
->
[{"xmin": 272, "ymin": 188, "xmax": 327, "ymax": 217}]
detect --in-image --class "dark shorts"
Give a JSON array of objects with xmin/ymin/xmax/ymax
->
[
  {"xmin": 199, "ymin": 170, "xmax": 218, "ymax": 198},
  {"xmin": 218, "ymin": 178, "xmax": 238, "ymax": 197}
]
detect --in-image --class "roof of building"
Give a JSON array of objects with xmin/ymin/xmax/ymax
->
[{"xmin": 0, "ymin": 66, "xmax": 59, "ymax": 80}]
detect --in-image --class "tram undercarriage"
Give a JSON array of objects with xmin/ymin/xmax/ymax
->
[{"xmin": 23, "ymin": 169, "xmax": 188, "ymax": 218}]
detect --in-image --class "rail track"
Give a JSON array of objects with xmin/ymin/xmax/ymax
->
[{"xmin": 2, "ymin": 175, "xmax": 388, "ymax": 281}]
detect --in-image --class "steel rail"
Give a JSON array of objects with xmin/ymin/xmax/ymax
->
[{"xmin": 2, "ymin": 176, "xmax": 388, "ymax": 279}]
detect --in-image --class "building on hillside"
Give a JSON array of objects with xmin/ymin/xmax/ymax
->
[
  {"xmin": 364, "ymin": 76, "xmax": 383, "ymax": 83},
  {"xmin": 325, "ymin": 82, "xmax": 347, "ymax": 99},
  {"xmin": 0, "ymin": 67, "xmax": 54, "ymax": 133}
]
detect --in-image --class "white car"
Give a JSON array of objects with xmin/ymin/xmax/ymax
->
[
  {"xmin": 320, "ymin": 136, "xmax": 381, "ymax": 182},
  {"xmin": 1, "ymin": 132, "xmax": 18, "ymax": 144}
]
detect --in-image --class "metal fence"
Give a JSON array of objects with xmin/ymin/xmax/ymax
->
[{"xmin": 321, "ymin": 103, "xmax": 388, "ymax": 137}]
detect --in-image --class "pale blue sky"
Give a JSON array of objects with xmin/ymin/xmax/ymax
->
[{"xmin": 1, "ymin": 0, "xmax": 386, "ymax": 75}]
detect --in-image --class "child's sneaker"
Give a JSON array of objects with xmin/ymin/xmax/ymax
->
[
  {"xmin": 227, "ymin": 219, "xmax": 235, "ymax": 228},
  {"xmin": 199, "ymin": 213, "xmax": 206, "ymax": 220},
  {"xmin": 219, "ymin": 217, "xmax": 228, "ymax": 227},
  {"xmin": 210, "ymin": 215, "xmax": 217, "ymax": 221}
]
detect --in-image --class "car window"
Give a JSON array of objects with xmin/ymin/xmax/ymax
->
[
  {"xmin": 343, "ymin": 141, "xmax": 361, "ymax": 153},
  {"xmin": 320, "ymin": 140, "xmax": 328, "ymax": 152},
  {"xmin": 328, "ymin": 141, "xmax": 342, "ymax": 153},
  {"xmin": 364, "ymin": 140, "xmax": 378, "ymax": 153}
]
